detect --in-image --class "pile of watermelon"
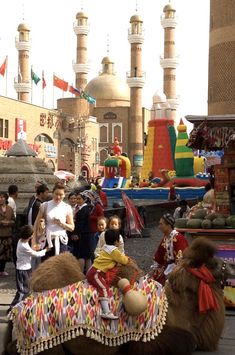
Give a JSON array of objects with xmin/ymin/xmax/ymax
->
[{"xmin": 175, "ymin": 210, "xmax": 235, "ymax": 230}]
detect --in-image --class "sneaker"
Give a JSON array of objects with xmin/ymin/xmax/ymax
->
[
  {"xmin": 0, "ymin": 271, "xmax": 9, "ymax": 277},
  {"xmin": 101, "ymin": 312, "xmax": 119, "ymax": 320}
]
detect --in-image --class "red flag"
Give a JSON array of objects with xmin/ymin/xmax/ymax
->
[
  {"xmin": 42, "ymin": 70, "xmax": 46, "ymax": 89},
  {"xmin": 53, "ymin": 75, "xmax": 68, "ymax": 91},
  {"xmin": 69, "ymin": 85, "xmax": 81, "ymax": 96},
  {"xmin": 0, "ymin": 56, "xmax": 7, "ymax": 77}
]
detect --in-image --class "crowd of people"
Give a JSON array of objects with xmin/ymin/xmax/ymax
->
[{"xmin": 0, "ymin": 180, "xmax": 190, "ymax": 319}]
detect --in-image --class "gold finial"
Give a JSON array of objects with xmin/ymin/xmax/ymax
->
[{"xmin": 81, "ymin": 0, "xmax": 84, "ymax": 10}]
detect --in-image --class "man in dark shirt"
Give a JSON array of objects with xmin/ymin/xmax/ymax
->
[{"xmin": 29, "ymin": 184, "xmax": 50, "ymax": 225}]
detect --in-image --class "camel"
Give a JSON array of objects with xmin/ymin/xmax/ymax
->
[{"xmin": 3, "ymin": 238, "xmax": 235, "ymax": 355}]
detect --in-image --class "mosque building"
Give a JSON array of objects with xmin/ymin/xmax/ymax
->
[{"xmin": 0, "ymin": 2, "xmax": 178, "ymax": 178}]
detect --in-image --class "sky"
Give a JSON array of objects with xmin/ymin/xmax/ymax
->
[{"xmin": 0, "ymin": 0, "xmax": 210, "ymax": 126}]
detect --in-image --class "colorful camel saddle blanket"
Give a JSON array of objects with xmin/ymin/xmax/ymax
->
[{"xmin": 10, "ymin": 277, "xmax": 168, "ymax": 355}]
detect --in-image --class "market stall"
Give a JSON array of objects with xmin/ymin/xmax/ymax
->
[
  {"xmin": 176, "ymin": 115, "xmax": 235, "ymax": 306},
  {"xmin": 186, "ymin": 115, "xmax": 235, "ymax": 216}
]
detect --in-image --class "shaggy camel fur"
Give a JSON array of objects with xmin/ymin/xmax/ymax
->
[
  {"xmin": 4, "ymin": 238, "xmax": 231, "ymax": 355},
  {"xmin": 163, "ymin": 238, "xmax": 225, "ymax": 351},
  {"xmin": 30, "ymin": 252, "xmax": 85, "ymax": 291},
  {"xmin": 30, "ymin": 252, "xmax": 144, "ymax": 292}
]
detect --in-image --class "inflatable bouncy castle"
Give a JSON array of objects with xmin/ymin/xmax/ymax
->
[{"xmin": 102, "ymin": 154, "xmax": 131, "ymax": 189}]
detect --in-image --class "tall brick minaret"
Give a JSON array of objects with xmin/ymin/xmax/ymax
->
[
  {"xmin": 160, "ymin": 3, "xmax": 179, "ymax": 122},
  {"xmin": 73, "ymin": 11, "xmax": 90, "ymax": 90},
  {"xmin": 127, "ymin": 14, "xmax": 145, "ymax": 171},
  {"xmin": 208, "ymin": 0, "xmax": 235, "ymax": 115},
  {"xmin": 14, "ymin": 23, "xmax": 31, "ymax": 102}
]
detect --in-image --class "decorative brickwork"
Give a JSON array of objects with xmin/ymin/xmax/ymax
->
[
  {"xmin": 210, "ymin": 0, "xmax": 235, "ymax": 30},
  {"xmin": 208, "ymin": 0, "xmax": 235, "ymax": 114}
]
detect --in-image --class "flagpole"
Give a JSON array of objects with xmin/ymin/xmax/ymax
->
[
  {"xmin": 5, "ymin": 56, "xmax": 8, "ymax": 96},
  {"xmin": 62, "ymin": 78, "xmax": 64, "ymax": 99},
  {"xmin": 53, "ymin": 73, "xmax": 55, "ymax": 108},
  {"xmin": 31, "ymin": 66, "xmax": 33, "ymax": 104},
  {"xmin": 42, "ymin": 70, "xmax": 44, "ymax": 107}
]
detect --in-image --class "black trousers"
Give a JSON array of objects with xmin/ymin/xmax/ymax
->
[
  {"xmin": 0, "ymin": 260, "xmax": 6, "ymax": 272},
  {"xmin": 11, "ymin": 269, "xmax": 31, "ymax": 307}
]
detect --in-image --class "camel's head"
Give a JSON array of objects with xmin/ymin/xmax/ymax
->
[
  {"xmin": 111, "ymin": 258, "xmax": 144, "ymax": 287},
  {"xmin": 183, "ymin": 237, "xmax": 235, "ymax": 284}
]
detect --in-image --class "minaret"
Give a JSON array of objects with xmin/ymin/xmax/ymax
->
[
  {"xmin": 208, "ymin": 0, "xmax": 235, "ymax": 114},
  {"xmin": 73, "ymin": 11, "xmax": 90, "ymax": 90},
  {"xmin": 14, "ymin": 23, "xmax": 31, "ymax": 102},
  {"xmin": 127, "ymin": 14, "xmax": 145, "ymax": 171},
  {"xmin": 160, "ymin": 2, "xmax": 179, "ymax": 122}
]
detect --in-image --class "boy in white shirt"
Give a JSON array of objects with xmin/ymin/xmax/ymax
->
[{"xmin": 9, "ymin": 225, "xmax": 49, "ymax": 311}]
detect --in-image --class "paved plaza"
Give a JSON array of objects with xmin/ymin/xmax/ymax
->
[{"xmin": 1, "ymin": 230, "xmax": 235, "ymax": 354}]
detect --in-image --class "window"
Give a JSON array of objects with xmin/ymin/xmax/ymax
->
[
  {"xmin": 112, "ymin": 123, "xmax": 122, "ymax": 143},
  {"xmin": 34, "ymin": 134, "xmax": 53, "ymax": 143},
  {"xmin": 0, "ymin": 118, "xmax": 9, "ymax": 138},
  {"xmin": 99, "ymin": 148, "xmax": 108, "ymax": 165},
  {"xmin": 0, "ymin": 119, "xmax": 3, "ymax": 137},
  {"xmin": 4, "ymin": 120, "xmax": 9, "ymax": 138},
  {"xmin": 0, "ymin": 119, "xmax": 9, "ymax": 138},
  {"xmin": 100, "ymin": 124, "xmax": 108, "ymax": 143}
]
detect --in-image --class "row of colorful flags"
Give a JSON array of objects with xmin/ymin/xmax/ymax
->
[{"xmin": 0, "ymin": 56, "xmax": 96, "ymax": 105}]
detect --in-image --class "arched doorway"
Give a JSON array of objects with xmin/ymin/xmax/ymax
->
[
  {"xmin": 81, "ymin": 163, "xmax": 91, "ymax": 179},
  {"xmin": 59, "ymin": 138, "xmax": 75, "ymax": 172}
]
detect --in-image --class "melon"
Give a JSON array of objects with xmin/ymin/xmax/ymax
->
[
  {"xmin": 192, "ymin": 209, "xmax": 207, "ymax": 219},
  {"xmin": 226, "ymin": 216, "xmax": 235, "ymax": 228},
  {"xmin": 175, "ymin": 218, "xmax": 188, "ymax": 229},
  {"xmin": 201, "ymin": 219, "xmax": 212, "ymax": 229},
  {"xmin": 187, "ymin": 219, "xmax": 203, "ymax": 229},
  {"xmin": 205, "ymin": 213, "xmax": 224, "ymax": 221},
  {"xmin": 212, "ymin": 218, "xmax": 226, "ymax": 228}
]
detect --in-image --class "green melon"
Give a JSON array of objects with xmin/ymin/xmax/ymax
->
[
  {"xmin": 187, "ymin": 219, "xmax": 203, "ymax": 229},
  {"xmin": 205, "ymin": 213, "xmax": 224, "ymax": 221},
  {"xmin": 201, "ymin": 219, "xmax": 212, "ymax": 229},
  {"xmin": 192, "ymin": 209, "xmax": 208, "ymax": 219},
  {"xmin": 226, "ymin": 216, "xmax": 235, "ymax": 228},
  {"xmin": 175, "ymin": 218, "xmax": 188, "ymax": 229},
  {"xmin": 212, "ymin": 218, "xmax": 226, "ymax": 228}
]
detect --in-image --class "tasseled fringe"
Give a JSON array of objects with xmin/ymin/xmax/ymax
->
[{"xmin": 16, "ymin": 291, "xmax": 169, "ymax": 355}]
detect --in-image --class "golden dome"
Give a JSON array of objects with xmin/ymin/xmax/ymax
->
[
  {"xmin": 85, "ymin": 74, "xmax": 130, "ymax": 102},
  {"xmin": 130, "ymin": 14, "xmax": 143, "ymax": 23},
  {"xmin": 17, "ymin": 23, "xmax": 30, "ymax": 31},
  {"xmin": 76, "ymin": 11, "xmax": 88, "ymax": 19},
  {"xmin": 163, "ymin": 3, "xmax": 176, "ymax": 12}
]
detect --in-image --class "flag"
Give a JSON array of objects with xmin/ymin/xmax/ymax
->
[
  {"xmin": 69, "ymin": 85, "xmax": 81, "ymax": 96},
  {"xmin": 53, "ymin": 75, "xmax": 68, "ymax": 91},
  {"xmin": 80, "ymin": 90, "xmax": 96, "ymax": 104},
  {"xmin": 0, "ymin": 56, "xmax": 7, "ymax": 77},
  {"xmin": 42, "ymin": 70, "xmax": 46, "ymax": 89},
  {"xmin": 31, "ymin": 69, "xmax": 40, "ymax": 85}
]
